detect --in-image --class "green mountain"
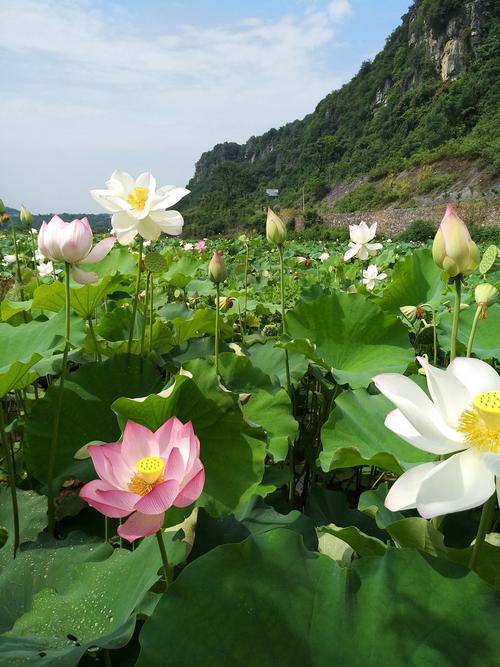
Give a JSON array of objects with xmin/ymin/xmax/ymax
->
[{"xmin": 183, "ymin": 0, "xmax": 499, "ymax": 235}]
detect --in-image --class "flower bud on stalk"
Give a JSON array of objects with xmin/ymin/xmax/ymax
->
[
  {"xmin": 475, "ymin": 283, "xmax": 499, "ymax": 320},
  {"xmin": 0, "ymin": 199, "xmax": 10, "ymax": 225},
  {"xmin": 208, "ymin": 250, "xmax": 227, "ymax": 283},
  {"xmin": 266, "ymin": 208, "xmax": 287, "ymax": 245},
  {"xmin": 20, "ymin": 205, "xmax": 33, "ymax": 226},
  {"xmin": 432, "ymin": 203, "xmax": 480, "ymax": 277}
]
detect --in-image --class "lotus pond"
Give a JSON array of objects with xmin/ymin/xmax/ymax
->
[{"xmin": 0, "ymin": 200, "xmax": 499, "ymax": 666}]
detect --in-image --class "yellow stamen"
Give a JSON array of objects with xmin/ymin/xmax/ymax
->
[
  {"xmin": 457, "ymin": 391, "xmax": 500, "ymax": 453},
  {"xmin": 128, "ymin": 456, "xmax": 165, "ymax": 496},
  {"xmin": 127, "ymin": 186, "xmax": 149, "ymax": 210}
]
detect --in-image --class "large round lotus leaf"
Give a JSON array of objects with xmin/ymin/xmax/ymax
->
[
  {"xmin": 112, "ymin": 360, "xmax": 267, "ymax": 514},
  {"xmin": 0, "ymin": 488, "xmax": 47, "ymax": 566},
  {"xmin": 138, "ymin": 529, "xmax": 498, "ymax": 667},
  {"xmin": 245, "ymin": 340, "xmax": 309, "ymax": 388},
  {"xmin": 320, "ymin": 389, "xmax": 435, "ymax": 473},
  {"xmin": 438, "ymin": 303, "xmax": 500, "ymax": 360},
  {"xmin": 375, "ymin": 248, "xmax": 444, "ymax": 313},
  {"xmin": 24, "ymin": 355, "xmax": 163, "ymax": 486},
  {"xmin": 0, "ymin": 535, "xmax": 161, "ymax": 666},
  {"xmin": 286, "ymin": 292, "xmax": 413, "ymax": 388}
]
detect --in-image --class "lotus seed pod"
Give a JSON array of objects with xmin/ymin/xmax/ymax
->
[
  {"xmin": 475, "ymin": 283, "xmax": 499, "ymax": 307},
  {"xmin": 144, "ymin": 251, "xmax": 167, "ymax": 273},
  {"xmin": 400, "ymin": 305, "xmax": 417, "ymax": 323}
]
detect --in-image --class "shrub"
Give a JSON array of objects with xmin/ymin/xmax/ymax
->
[{"xmin": 398, "ymin": 219, "xmax": 436, "ymax": 242}]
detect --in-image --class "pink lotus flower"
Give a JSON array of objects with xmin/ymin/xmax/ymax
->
[
  {"xmin": 195, "ymin": 240, "xmax": 207, "ymax": 252},
  {"xmin": 80, "ymin": 417, "xmax": 205, "ymax": 542},
  {"xmin": 38, "ymin": 215, "xmax": 116, "ymax": 284}
]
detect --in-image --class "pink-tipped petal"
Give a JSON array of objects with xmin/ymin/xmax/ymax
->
[
  {"xmin": 134, "ymin": 479, "xmax": 179, "ymax": 515},
  {"xmin": 156, "ymin": 416, "xmax": 184, "ymax": 457},
  {"xmin": 80, "ymin": 479, "xmax": 136, "ymax": 518},
  {"xmin": 71, "ymin": 266, "xmax": 99, "ymax": 284},
  {"xmin": 81, "ymin": 236, "xmax": 116, "ymax": 264},
  {"xmin": 58, "ymin": 218, "xmax": 93, "ymax": 263},
  {"xmin": 87, "ymin": 443, "xmax": 132, "ymax": 488},
  {"xmin": 121, "ymin": 421, "xmax": 160, "ymax": 467},
  {"xmin": 175, "ymin": 465, "xmax": 205, "ymax": 507},
  {"xmin": 118, "ymin": 511, "xmax": 165, "ymax": 543},
  {"xmin": 166, "ymin": 447, "xmax": 186, "ymax": 483}
]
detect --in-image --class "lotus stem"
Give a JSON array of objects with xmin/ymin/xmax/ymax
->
[
  {"xmin": 47, "ymin": 261, "xmax": 71, "ymax": 535},
  {"xmin": 243, "ymin": 243, "xmax": 249, "ymax": 337},
  {"xmin": 28, "ymin": 227, "xmax": 40, "ymax": 287},
  {"xmin": 140, "ymin": 271, "xmax": 150, "ymax": 356},
  {"xmin": 215, "ymin": 282, "xmax": 220, "ymax": 374},
  {"xmin": 155, "ymin": 529, "xmax": 172, "ymax": 585},
  {"xmin": 149, "ymin": 273, "xmax": 154, "ymax": 354},
  {"xmin": 449, "ymin": 276, "xmax": 461, "ymax": 362},
  {"xmin": 0, "ymin": 403, "xmax": 20, "ymax": 557},
  {"xmin": 128, "ymin": 237, "xmax": 143, "ymax": 354},
  {"xmin": 278, "ymin": 244, "xmax": 291, "ymax": 394},
  {"xmin": 466, "ymin": 305, "xmax": 482, "ymax": 358},
  {"xmin": 87, "ymin": 316, "xmax": 102, "ymax": 363},
  {"xmin": 469, "ymin": 494, "xmax": 496, "ymax": 570}
]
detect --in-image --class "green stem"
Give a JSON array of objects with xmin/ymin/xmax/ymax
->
[
  {"xmin": 104, "ymin": 516, "xmax": 109, "ymax": 543},
  {"xmin": 127, "ymin": 238, "xmax": 143, "ymax": 354},
  {"xmin": 28, "ymin": 228, "xmax": 40, "ymax": 287},
  {"xmin": 155, "ymin": 530, "xmax": 172, "ymax": 585},
  {"xmin": 0, "ymin": 404, "xmax": 19, "ymax": 557},
  {"xmin": 469, "ymin": 494, "xmax": 496, "ymax": 570},
  {"xmin": 87, "ymin": 317, "xmax": 102, "ymax": 363},
  {"xmin": 149, "ymin": 273, "xmax": 154, "ymax": 354},
  {"xmin": 466, "ymin": 305, "xmax": 482, "ymax": 358},
  {"xmin": 242, "ymin": 244, "xmax": 249, "ymax": 337},
  {"xmin": 449, "ymin": 276, "xmax": 461, "ymax": 362},
  {"xmin": 47, "ymin": 262, "xmax": 71, "ymax": 536},
  {"xmin": 431, "ymin": 307, "xmax": 437, "ymax": 366},
  {"xmin": 278, "ymin": 244, "xmax": 291, "ymax": 394},
  {"xmin": 140, "ymin": 272, "xmax": 150, "ymax": 356},
  {"xmin": 215, "ymin": 282, "xmax": 220, "ymax": 375}
]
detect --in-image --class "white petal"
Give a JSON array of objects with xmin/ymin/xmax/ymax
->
[
  {"xmin": 149, "ymin": 209, "xmax": 184, "ymax": 235},
  {"xmin": 417, "ymin": 356, "xmax": 471, "ymax": 427},
  {"xmin": 365, "ymin": 280, "xmax": 375, "ymax": 291},
  {"xmin": 385, "ymin": 462, "xmax": 438, "ymax": 511},
  {"xmin": 373, "ymin": 373, "xmax": 463, "ymax": 447},
  {"xmin": 366, "ymin": 243, "xmax": 383, "ymax": 255},
  {"xmin": 385, "ymin": 408, "xmax": 457, "ymax": 455},
  {"xmin": 448, "ymin": 358, "xmax": 500, "ymax": 397},
  {"xmin": 416, "ymin": 448, "xmax": 495, "ymax": 518},
  {"xmin": 81, "ymin": 237, "xmax": 116, "ymax": 264},
  {"xmin": 348, "ymin": 224, "xmax": 363, "ymax": 244},
  {"xmin": 111, "ymin": 211, "xmax": 138, "ymax": 231},
  {"xmin": 367, "ymin": 222, "xmax": 377, "ymax": 241},
  {"xmin": 482, "ymin": 453, "xmax": 500, "ymax": 476},
  {"xmin": 115, "ymin": 226, "xmax": 138, "ymax": 245},
  {"xmin": 107, "ymin": 170, "xmax": 135, "ymax": 196},
  {"xmin": 343, "ymin": 244, "xmax": 359, "ymax": 261},
  {"xmin": 137, "ymin": 217, "xmax": 162, "ymax": 241},
  {"xmin": 135, "ymin": 171, "xmax": 156, "ymax": 193},
  {"xmin": 358, "ymin": 245, "xmax": 369, "ymax": 260},
  {"xmin": 150, "ymin": 186, "xmax": 190, "ymax": 211},
  {"xmin": 90, "ymin": 189, "xmax": 131, "ymax": 213},
  {"xmin": 357, "ymin": 221, "xmax": 371, "ymax": 243},
  {"xmin": 377, "ymin": 272, "xmax": 387, "ymax": 280}
]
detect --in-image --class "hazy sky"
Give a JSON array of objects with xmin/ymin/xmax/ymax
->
[{"xmin": 0, "ymin": 0, "xmax": 412, "ymax": 213}]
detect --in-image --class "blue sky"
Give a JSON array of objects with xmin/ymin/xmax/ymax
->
[{"xmin": 0, "ymin": 0, "xmax": 412, "ymax": 213}]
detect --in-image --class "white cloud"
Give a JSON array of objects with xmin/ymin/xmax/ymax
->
[{"xmin": 0, "ymin": 0, "xmax": 354, "ymax": 212}]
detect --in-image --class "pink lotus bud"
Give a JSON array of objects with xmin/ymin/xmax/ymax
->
[
  {"xmin": 432, "ymin": 204, "xmax": 480, "ymax": 277},
  {"xmin": 208, "ymin": 250, "xmax": 227, "ymax": 283},
  {"xmin": 38, "ymin": 215, "xmax": 116, "ymax": 284},
  {"xmin": 266, "ymin": 207, "xmax": 287, "ymax": 245}
]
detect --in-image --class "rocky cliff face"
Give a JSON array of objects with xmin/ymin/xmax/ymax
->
[{"xmin": 408, "ymin": 0, "xmax": 486, "ymax": 81}]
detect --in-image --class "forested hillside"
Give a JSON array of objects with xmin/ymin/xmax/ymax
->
[{"xmin": 182, "ymin": 0, "xmax": 499, "ymax": 234}]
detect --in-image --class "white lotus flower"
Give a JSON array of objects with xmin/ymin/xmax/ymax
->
[
  {"xmin": 37, "ymin": 260, "xmax": 54, "ymax": 277},
  {"xmin": 91, "ymin": 170, "xmax": 189, "ymax": 245},
  {"xmin": 319, "ymin": 252, "xmax": 330, "ymax": 262},
  {"xmin": 362, "ymin": 264, "xmax": 387, "ymax": 291},
  {"xmin": 374, "ymin": 357, "xmax": 500, "ymax": 518},
  {"xmin": 344, "ymin": 221, "xmax": 382, "ymax": 261},
  {"xmin": 183, "ymin": 243, "xmax": 194, "ymax": 251},
  {"xmin": 3, "ymin": 254, "xmax": 16, "ymax": 263}
]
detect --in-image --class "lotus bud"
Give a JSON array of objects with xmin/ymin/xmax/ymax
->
[
  {"xmin": 208, "ymin": 250, "xmax": 227, "ymax": 283},
  {"xmin": 432, "ymin": 203, "xmax": 480, "ymax": 277},
  {"xmin": 475, "ymin": 283, "xmax": 499, "ymax": 320},
  {"xmin": 20, "ymin": 205, "xmax": 33, "ymax": 226},
  {"xmin": 400, "ymin": 305, "xmax": 417, "ymax": 323},
  {"xmin": 0, "ymin": 199, "xmax": 9, "ymax": 225},
  {"xmin": 266, "ymin": 207, "xmax": 287, "ymax": 245}
]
